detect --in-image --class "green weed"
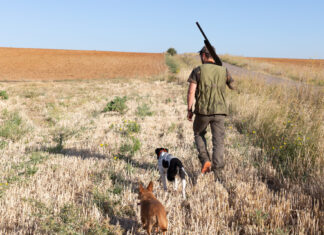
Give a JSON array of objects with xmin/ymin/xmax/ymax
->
[
  {"xmin": 29, "ymin": 199, "xmax": 85, "ymax": 234},
  {"xmin": 0, "ymin": 90, "xmax": 8, "ymax": 100},
  {"xmin": 167, "ymin": 75, "xmax": 178, "ymax": 83},
  {"xmin": 103, "ymin": 96, "xmax": 128, "ymax": 114},
  {"xmin": 119, "ymin": 120, "xmax": 140, "ymax": 136},
  {"xmin": 48, "ymin": 128, "xmax": 77, "ymax": 153},
  {"xmin": 23, "ymin": 91, "xmax": 39, "ymax": 99},
  {"xmin": 0, "ymin": 140, "xmax": 7, "ymax": 149},
  {"xmin": 0, "ymin": 109, "xmax": 29, "ymax": 141},
  {"xmin": 252, "ymin": 209, "xmax": 269, "ymax": 226},
  {"xmin": 136, "ymin": 103, "xmax": 153, "ymax": 118},
  {"xmin": 45, "ymin": 102, "xmax": 61, "ymax": 125},
  {"xmin": 93, "ymin": 190, "xmax": 117, "ymax": 216},
  {"xmin": 1, "ymin": 152, "xmax": 48, "ymax": 198},
  {"xmin": 119, "ymin": 136, "xmax": 141, "ymax": 156},
  {"xmin": 168, "ymin": 123, "xmax": 177, "ymax": 133}
]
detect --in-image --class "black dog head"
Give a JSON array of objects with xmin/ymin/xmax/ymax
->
[{"xmin": 155, "ymin": 148, "xmax": 168, "ymax": 159}]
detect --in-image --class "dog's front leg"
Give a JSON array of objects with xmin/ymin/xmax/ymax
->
[
  {"xmin": 159, "ymin": 167, "xmax": 168, "ymax": 191},
  {"xmin": 182, "ymin": 179, "xmax": 186, "ymax": 199},
  {"xmin": 162, "ymin": 174, "xmax": 167, "ymax": 191},
  {"xmin": 174, "ymin": 177, "xmax": 179, "ymax": 191}
]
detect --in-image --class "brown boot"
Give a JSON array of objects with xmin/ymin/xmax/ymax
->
[{"xmin": 201, "ymin": 161, "xmax": 211, "ymax": 174}]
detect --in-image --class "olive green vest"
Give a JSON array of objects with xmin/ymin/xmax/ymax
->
[{"xmin": 194, "ymin": 64, "xmax": 228, "ymax": 115}]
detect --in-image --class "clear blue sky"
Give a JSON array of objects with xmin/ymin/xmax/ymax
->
[{"xmin": 1, "ymin": 0, "xmax": 323, "ymax": 58}]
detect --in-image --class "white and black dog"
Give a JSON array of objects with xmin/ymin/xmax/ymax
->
[{"xmin": 155, "ymin": 148, "xmax": 188, "ymax": 199}]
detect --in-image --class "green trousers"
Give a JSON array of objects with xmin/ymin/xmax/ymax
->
[{"xmin": 193, "ymin": 114, "xmax": 225, "ymax": 171}]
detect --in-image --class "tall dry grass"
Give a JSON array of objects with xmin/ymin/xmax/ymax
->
[{"xmin": 228, "ymin": 75, "xmax": 324, "ymax": 201}]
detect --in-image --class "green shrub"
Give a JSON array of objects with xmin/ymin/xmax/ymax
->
[
  {"xmin": 0, "ymin": 140, "xmax": 7, "ymax": 149},
  {"xmin": 103, "ymin": 96, "xmax": 128, "ymax": 114},
  {"xmin": 166, "ymin": 48, "xmax": 177, "ymax": 56},
  {"xmin": 120, "ymin": 136, "xmax": 141, "ymax": 155},
  {"xmin": 1, "ymin": 152, "xmax": 47, "ymax": 196},
  {"xmin": 48, "ymin": 128, "xmax": 77, "ymax": 153},
  {"xmin": 0, "ymin": 109, "xmax": 28, "ymax": 141},
  {"xmin": 119, "ymin": 120, "xmax": 141, "ymax": 136},
  {"xmin": 0, "ymin": 90, "xmax": 8, "ymax": 100},
  {"xmin": 136, "ymin": 103, "xmax": 153, "ymax": 118},
  {"xmin": 23, "ymin": 91, "xmax": 38, "ymax": 99},
  {"xmin": 165, "ymin": 55, "xmax": 180, "ymax": 74},
  {"xmin": 168, "ymin": 123, "xmax": 177, "ymax": 133},
  {"xmin": 126, "ymin": 120, "xmax": 140, "ymax": 133},
  {"xmin": 93, "ymin": 190, "xmax": 116, "ymax": 216},
  {"xmin": 29, "ymin": 200, "xmax": 85, "ymax": 234}
]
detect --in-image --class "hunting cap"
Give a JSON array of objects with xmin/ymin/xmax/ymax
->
[
  {"xmin": 199, "ymin": 45, "xmax": 223, "ymax": 66},
  {"xmin": 198, "ymin": 46, "xmax": 215, "ymax": 55}
]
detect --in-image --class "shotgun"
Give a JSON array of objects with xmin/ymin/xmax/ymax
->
[{"xmin": 196, "ymin": 22, "xmax": 222, "ymax": 66}]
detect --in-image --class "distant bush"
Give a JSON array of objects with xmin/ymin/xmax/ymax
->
[
  {"xmin": 0, "ymin": 90, "xmax": 8, "ymax": 100},
  {"xmin": 165, "ymin": 55, "xmax": 180, "ymax": 74},
  {"xmin": 166, "ymin": 48, "xmax": 177, "ymax": 56},
  {"xmin": 103, "ymin": 96, "xmax": 128, "ymax": 114}
]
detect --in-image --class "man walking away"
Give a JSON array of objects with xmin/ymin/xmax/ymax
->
[{"xmin": 187, "ymin": 46, "xmax": 235, "ymax": 181}]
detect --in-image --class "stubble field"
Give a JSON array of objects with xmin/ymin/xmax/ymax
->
[{"xmin": 0, "ymin": 49, "xmax": 323, "ymax": 234}]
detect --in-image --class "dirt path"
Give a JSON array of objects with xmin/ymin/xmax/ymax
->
[{"xmin": 223, "ymin": 62, "xmax": 321, "ymax": 90}]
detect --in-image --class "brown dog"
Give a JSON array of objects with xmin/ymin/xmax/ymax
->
[{"xmin": 138, "ymin": 181, "xmax": 168, "ymax": 235}]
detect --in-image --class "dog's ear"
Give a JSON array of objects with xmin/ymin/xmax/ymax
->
[
  {"xmin": 164, "ymin": 148, "xmax": 169, "ymax": 153},
  {"xmin": 147, "ymin": 181, "xmax": 153, "ymax": 192},
  {"xmin": 139, "ymin": 182, "xmax": 144, "ymax": 193},
  {"xmin": 155, "ymin": 148, "xmax": 161, "ymax": 156}
]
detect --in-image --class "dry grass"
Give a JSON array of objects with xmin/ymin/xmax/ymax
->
[
  {"xmin": 221, "ymin": 54, "xmax": 324, "ymax": 86},
  {"xmin": 0, "ymin": 47, "xmax": 167, "ymax": 81},
  {"xmin": 0, "ymin": 52, "xmax": 323, "ymax": 234}
]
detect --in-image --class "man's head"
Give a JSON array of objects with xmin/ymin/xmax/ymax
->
[{"xmin": 199, "ymin": 46, "xmax": 222, "ymax": 66}]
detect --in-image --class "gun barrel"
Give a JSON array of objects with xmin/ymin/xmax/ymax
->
[{"xmin": 196, "ymin": 22, "xmax": 208, "ymax": 41}]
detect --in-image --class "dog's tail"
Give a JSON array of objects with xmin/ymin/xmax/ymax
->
[
  {"xmin": 167, "ymin": 158, "xmax": 188, "ymax": 181},
  {"xmin": 180, "ymin": 167, "xmax": 189, "ymax": 179}
]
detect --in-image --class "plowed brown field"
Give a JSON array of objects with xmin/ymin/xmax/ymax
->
[
  {"xmin": 247, "ymin": 57, "xmax": 324, "ymax": 68},
  {"xmin": 0, "ymin": 47, "xmax": 167, "ymax": 81}
]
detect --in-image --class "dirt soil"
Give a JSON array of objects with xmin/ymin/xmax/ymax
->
[{"xmin": 0, "ymin": 47, "xmax": 167, "ymax": 81}]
